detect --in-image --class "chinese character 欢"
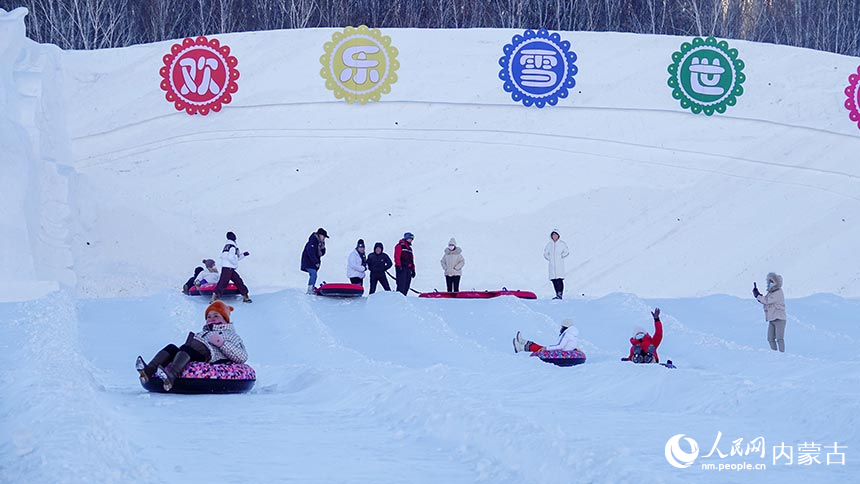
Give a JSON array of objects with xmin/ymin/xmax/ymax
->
[{"xmin": 179, "ymin": 57, "xmax": 221, "ymax": 96}]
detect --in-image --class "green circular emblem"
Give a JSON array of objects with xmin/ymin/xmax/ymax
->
[{"xmin": 667, "ymin": 37, "xmax": 746, "ymax": 115}]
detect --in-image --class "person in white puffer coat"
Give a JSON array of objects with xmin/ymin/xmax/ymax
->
[
  {"xmin": 440, "ymin": 237, "xmax": 465, "ymax": 293},
  {"xmin": 346, "ymin": 239, "xmax": 368, "ymax": 289},
  {"xmin": 513, "ymin": 319, "xmax": 580, "ymax": 353},
  {"xmin": 753, "ymin": 272, "xmax": 787, "ymax": 352},
  {"xmin": 543, "ymin": 229, "xmax": 570, "ymax": 299}
]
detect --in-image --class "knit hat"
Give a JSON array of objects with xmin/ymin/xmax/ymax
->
[
  {"xmin": 202, "ymin": 259, "xmax": 216, "ymax": 268},
  {"xmin": 448, "ymin": 237, "xmax": 457, "ymax": 246},
  {"xmin": 317, "ymin": 228, "xmax": 329, "ymax": 238},
  {"xmin": 226, "ymin": 231, "xmax": 236, "ymax": 241},
  {"xmin": 374, "ymin": 242, "xmax": 384, "ymax": 251},
  {"xmin": 205, "ymin": 300, "xmax": 233, "ymax": 323},
  {"xmin": 403, "ymin": 232, "xmax": 414, "ymax": 240},
  {"xmin": 357, "ymin": 239, "xmax": 365, "ymax": 249}
]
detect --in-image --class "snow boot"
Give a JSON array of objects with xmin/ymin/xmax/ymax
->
[
  {"xmin": 157, "ymin": 351, "xmax": 192, "ymax": 392},
  {"xmin": 210, "ymin": 293, "xmax": 218, "ymax": 303},
  {"xmin": 306, "ymin": 285, "xmax": 315, "ymax": 295},
  {"xmin": 242, "ymin": 294, "xmax": 253, "ymax": 303},
  {"xmin": 642, "ymin": 344, "xmax": 656, "ymax": 364},
  {"xmin": 513, "ymin": 331, "xmax": 526, "ymax": 353},
  {"xmin": 135, "ymin": 356, "xmax": 148, "ymax": 383},
  {"xmin": 138, "ymin": 349, "xmax": 172, "ymax": 383}
]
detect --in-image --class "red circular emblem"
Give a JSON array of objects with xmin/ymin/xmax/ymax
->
[
  {"xmin": 845, "ymin": 66, "xmax": 860, "ymax": 130},
  {"xmin": 159, "ymin": 36, "xmax": 239, "ymax": 115}
]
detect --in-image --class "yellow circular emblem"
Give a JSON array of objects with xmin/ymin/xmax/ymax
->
[{"xmin": 320, "ymin": 25, "xmax": 399, "ymax": 104}]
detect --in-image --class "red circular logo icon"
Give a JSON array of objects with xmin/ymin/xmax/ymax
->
[
  {"xmin": 845, "ymin": 65, "xmax": 860, "ymax": 130},
  {"xmin": 159, "ymin": 36, "xmax": 239, "ymax": 115}
]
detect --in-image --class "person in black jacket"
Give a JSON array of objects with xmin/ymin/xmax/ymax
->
[
  {"xmin": 301, "ymin": 228, "xmax": 328, "ymax": 294},
  {"xmin": 182, "ymin": 266, "xmax": 204, "ymax": 294},
  {"xmin": 366, "ymin": 242, "xmax": 393, "ymax": 294}
]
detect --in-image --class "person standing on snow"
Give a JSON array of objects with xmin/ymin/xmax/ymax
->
[
  {"xmin": 394, "ymin": 232, "xmax": 416, "ymax": 295},
  {"xmin": 347, "ymin": 239, "xmax": 368, "ymax": 287},
  {"xmin": 213, "ymin": 231, "xmax": 251, "ymax": 303},
  {"xmin": 621, "ymin": 308, "xmax": 664, "ymax": 363},
  {"xmin": 301, "ymin": 228, "xmax": 328, "ymax": 294},
  {"xmin": 544, "ymin": 229, "xmax": 569, "ymax": 299},
  {"xmin": 440, "ymin": 237, "xmax": 465, "ymax": 293},
  {"xmin": 136, "ymin": 300, "xmax": 248, "ymax": 392},
  {"xmin": 513, "ymin": 319, "xmax": 580, "ymax": 354},
  {"xmin": 366, "ymin": 242, "xmax": 392, "ymax": 294},
  {"xmin": 754, "ymin": 272, "xmax": 787, "ymax": 352}
]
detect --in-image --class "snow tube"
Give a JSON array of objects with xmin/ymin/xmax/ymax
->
[
  {"xmin": 419, "ymin": 289, "xmax": 537, "ymax": 299},
  {"xmin": 530, "ymin": 349, "xmax": 587, "ymax": 367},
  {"xmin": 186, "ymin": 283, "xmax": 240, "ymax": 296},
  {"xmin": 315, "ymin": 282, "xmax": 364, "ymax": 297},
  {"xmin": 141, "ymin": 361, "xmax": 256, "ymax": 394}
]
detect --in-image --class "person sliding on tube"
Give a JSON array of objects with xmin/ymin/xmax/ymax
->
[
  {"xmin": 622, "ymin": 308, "xmax": 663, "ymax": 363},
  {"xmin": 135, "ymin": 301, "xmax": 248, "ymax": 392},
  {"xmin": 513, "ymin": 319, "xmax": 580, "ymax": 353}
]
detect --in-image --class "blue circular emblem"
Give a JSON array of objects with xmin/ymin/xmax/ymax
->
[{"xmin": 499, "ymin": 29, "xmax": 577, "ymax": 108}]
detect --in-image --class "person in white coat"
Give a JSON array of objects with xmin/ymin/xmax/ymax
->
[
  {"xmin": 513, "ymin": 319, "xmax": 579, "ymax": 353},
  {"xmin": 440, "ymin": 237, "xmax": 465, "ymax": 293},
  {"xmin": 347, "ymin": 239, "xmax": 368, "ymax": 288},
  {"xmin": 753, "ymin": 272, "xmax": 787, "ymax": 352},
  {"xmin": 543, "ymin": 229, "xmax": 570, "ymax": 299},
  {"xmin": 195, "ymin": 259, "xmax": 221, "ymax": 286},
  {"xmin": 213, "ymin": 231, "xmax": 251, "ymax": 303}
]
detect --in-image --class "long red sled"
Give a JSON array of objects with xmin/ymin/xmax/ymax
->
[
  {"xmin": 186, "ymin": 283, "xmax": 240, "ymax": 296},
  {"xmin": 315, "ymin": 282, "xmax": 364, "ymax": 297},
  {"xmin": 419, "ymin": 288, "xmax": 536, "ymax": 300}
]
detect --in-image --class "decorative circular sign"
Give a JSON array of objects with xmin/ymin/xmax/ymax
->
[
  {"xmin": 498, "ymin": 29, "xmax": 577, "ymax": 108},
  {"xmin": 320, "ymin": 25, "xmax": 399, "ymax": 104},
  {"xmin": 844, "ymin": 66, "xmax": 860, "ymax": 130},
  {"xmin": 667, "ymin": 37, "xmax": 745, "ymax": 115},
  {"xmin": 159, "ymin": 36, "xmax": 239, "ymax": 115}
]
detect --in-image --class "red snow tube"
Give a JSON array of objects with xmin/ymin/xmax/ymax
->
[
  {"xmin": 531, "ymin": 349, "xmax": 587, "ymax": 367},
  {"xmin": 141, "ymin": 361, "xmax": 256, "ymax": 394},
  {"xmin": 186, "ymin": 283, "xmax": 240, "ymax": 296},
  {"xmin": 419, "ymin": 289, "xmax": 537, "ymax": 300},
  {"xmin": 315, "ymin": 283, "xmax": 364, "ymax": 297}
]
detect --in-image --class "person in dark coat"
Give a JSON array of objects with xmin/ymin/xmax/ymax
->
[
  {"xmin": 394, "ymin": 232, "xmax": 415, "ymax": 295},
  {"xmin": 301, "ymin": 228, "xmax": 328, "ymax": 294},
  {"xmin": 182, "ymin": 266, "xmax": 204, "ymax": 294},
  {"xmin": 366, "ymin": 242, "xmax": 393, "ymax": 294}
]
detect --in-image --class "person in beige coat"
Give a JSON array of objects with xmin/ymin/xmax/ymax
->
[
  {"xmin": 440, "ymin": 238, "xmax": 465, "ymax": 293},
  {"xmin": 753, "ymin": 272, "xmax": 787, "ymax": 352}
]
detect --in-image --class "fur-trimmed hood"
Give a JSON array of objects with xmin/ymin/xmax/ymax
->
[{"xmin": 766, "ymin": 272, "xmax": 783, "ymax": 292}]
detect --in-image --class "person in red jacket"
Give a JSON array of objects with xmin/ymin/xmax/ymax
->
[
  {"xmin": 394, "ymin": 232, "xmax": 415, "ymax": 295},
  {"xmin": 622, "ymin": 308, "xmax": 664, "ymax": 363}
]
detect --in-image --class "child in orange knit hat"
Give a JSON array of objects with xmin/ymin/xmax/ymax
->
[{"xmin": 136, "ymin": 301, "xmax": 248, "ymax": 391}]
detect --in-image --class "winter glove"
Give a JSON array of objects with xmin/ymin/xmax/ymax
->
[
  {"xmin": 651, "ymin": 308, "xmax": 661, "ymax": 321},
  {"xmin": 243, "ymin": 251, "xmax": 250, "ymax": 256},
  {"xmin": 410, "ymin": 269, "xmax": 416, "ymax": 278},
  {"xmin": 208, "ymin": 332, "xmax": 225, "ymax": 347},
  {"xmin": 621, "ymin": 357, "xmax": 630, "ymax": 361},
  {"xmin": 753, "ymin": 283, "xmax": 761, "ymax": 298},
  {"xmin": 315, "ymin": 263, "xmax": 320, "ymax": 269}
]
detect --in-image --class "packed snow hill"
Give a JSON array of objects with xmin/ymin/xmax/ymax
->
[{"xmin": 1, "ymin": 7, "xmax": 859, "ymax": 484}]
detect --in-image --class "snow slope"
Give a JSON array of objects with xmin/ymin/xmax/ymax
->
[{"xmin": 0, "ymin": 7, "xmax": 858, "ymax": 484}]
